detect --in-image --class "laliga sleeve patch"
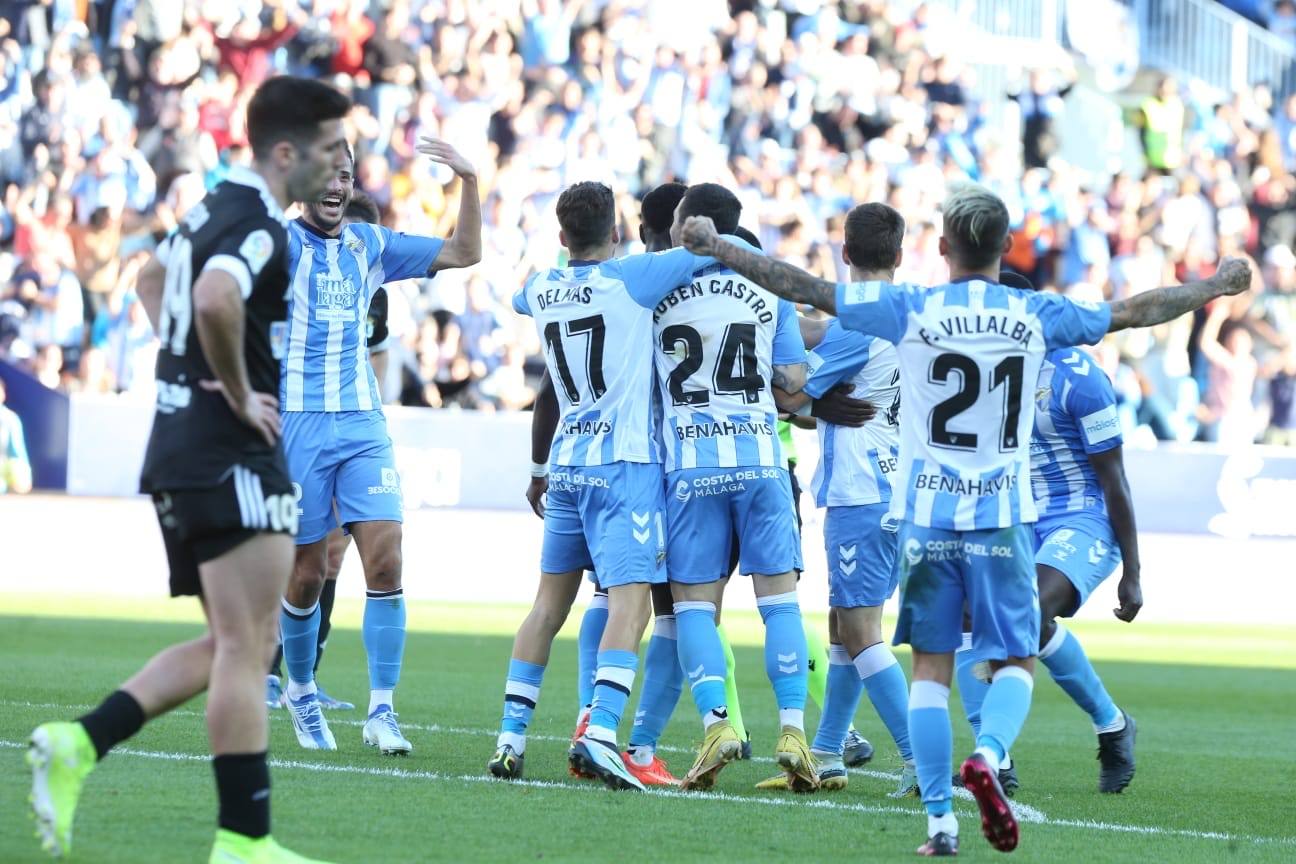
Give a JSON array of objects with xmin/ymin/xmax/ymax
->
[
  {"xmin": 1080, "ymin": 404, "xmax": 1121, "ymax": 445},
  {"xmin": 806, "ymin": 350, "xmax": 825, "ymax": 375},
  {"xmin": 843, "ymin": 281, "xmax": 881, "ymax": 305},
  {"xmin": 238, "ymin": 229, "xmax": 275, "ymax": 277}
]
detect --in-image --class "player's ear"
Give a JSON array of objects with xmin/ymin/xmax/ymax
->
[
  {"xmin": 938, "ymin": 235, "xmax": 949, "ymax": 259},
  {"xmin": 841, "ymin": 245, "xmax": 853, "ymax": 267},
  {"xmin": 639, "ymin": 224, "xmax": 648, "ymax": 245},
  {"xmin": 894, "ymin": 248, "xmax": 904, "ymax": 269},
  {"xmin": 559, "ymin": 228, "xmax": 568, "ymax": 250},
  {"xmin": 1002, "ymin": 233, "xmax": 1013, "ymax": 255},
  {"xmin": 272, "ymin": 138, "xmax": 297, "ymax": 173},
  {"xmin": 611, "ymin": 226, "xmax": 621, "ymax": 246}
]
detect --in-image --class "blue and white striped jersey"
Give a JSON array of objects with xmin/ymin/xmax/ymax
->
[
  {"xmin": 803, "ymin": 320, "xmax": 901, "ymax": 508},
  {"xmin": 280, "ymin": 219, "xmax": 442, "ymax": 412},
  {"xmin": 1030, "ymin": 347, "xmax": 1122, "ymax": 519},
  {"xmin": 514, "ymin": 249, "xmax": 716, "ymax": 468},
  {"xmin": 652, "ymin": 259, "xmax": 805, "ymax": 472},
  {"xmin": 835, "ymin": 277, "xmax": 1111, "ymax": 530}
]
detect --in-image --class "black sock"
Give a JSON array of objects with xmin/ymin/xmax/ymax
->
[
  {"xmin": 213, "ymin": 752, "xmax": 271, "ymax": 839},
  {"xmin": 76, "ymin": 690, "xmax": 145, "ymax": 761},
  {"xmin": 314, "ymin": 578, "xmax": 337, "ymax": 673},
  {"xmin": 269, "ymin": 644, "xmax": 283, "ymax": 679}
]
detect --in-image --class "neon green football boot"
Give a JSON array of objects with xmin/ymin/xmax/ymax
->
[
  {"xmin": 209, "ymin": 829, "xmax": 337, "ymax": 863},
  {"xmin": 27, "ymin": 722, "xmax": 97, "ymax": 858}
]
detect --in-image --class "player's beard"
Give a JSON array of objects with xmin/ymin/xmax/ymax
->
[{"xmin": 306, "ymin": 196, "xmax": 347, "ymax": 233}]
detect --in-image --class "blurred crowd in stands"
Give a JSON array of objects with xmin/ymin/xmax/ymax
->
[{"xmin": 0, "ymin": 0, "xmax": 1292, "ymax": 464}]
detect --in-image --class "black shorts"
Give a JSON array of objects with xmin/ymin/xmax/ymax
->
[{"xmin": 153, "ymin": 465, "xmax": 297, "ymax": 597}]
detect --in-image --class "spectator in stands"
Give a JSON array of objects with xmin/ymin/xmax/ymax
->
[
  {"xmin": 1140, "ymin": 76, "xmax": 1186, "ymax": 173},
  {"xmin": 1009, "ymin": 60, "xmax": 1076, "ymax": 169},
  {"xmin": 0, "ymin": 376, "xmax": 31, "ymax": 494}
]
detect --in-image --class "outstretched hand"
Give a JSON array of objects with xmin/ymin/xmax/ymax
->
[
  {"xmin": 681, "ymin": 216, "xmax": 722, "ymax": 256},
  {"xmin": 417, "ymin": 137, "xmax": 477, "ymax": 181},
  {"xmin": 1212, "ymin": 257, "xmax": 1252, "ymax": 297}
]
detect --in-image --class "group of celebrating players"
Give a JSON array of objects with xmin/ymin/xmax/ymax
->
[{"xmin": 23, "ymin": 71, "xmax": 1251, "ymax": 863}]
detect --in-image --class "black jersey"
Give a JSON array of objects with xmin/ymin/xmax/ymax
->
[
  {"xmin": 366, "ymin": 286, "xmax": 389, "ymax": 350},
  {"xmin": 140, "ymin": 166, "xmax": 292, "ymax": 492}
]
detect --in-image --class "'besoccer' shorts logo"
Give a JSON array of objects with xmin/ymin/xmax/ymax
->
[{"xmin": 368, "ymin": 468, "xmax": 401, "ymax": 496}]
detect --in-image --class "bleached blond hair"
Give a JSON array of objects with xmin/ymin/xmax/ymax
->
[{"xmin": 941, "ymin": 183, "xmax": 1010, "ymax": 268}]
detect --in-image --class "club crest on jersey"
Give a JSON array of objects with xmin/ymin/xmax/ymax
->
[
  {"xmin": 344, "ymin": 233, "xmax": 366, "ymax": 255},
  {"xmin": 239, "ymin": 229, "xmax": 275, "ymax": 276}
]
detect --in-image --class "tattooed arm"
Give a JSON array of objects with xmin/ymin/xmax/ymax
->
[
  {"xmin": 681, "ymin": 216, "xmax": 840, "ymax": 315},
  {"xmin": 771, "ymin": 362, "xmax": 807, "ymax": 395},
  {"xmin": 1107, "ymin": 257, "xmax": 1251, "ymax": 332}
]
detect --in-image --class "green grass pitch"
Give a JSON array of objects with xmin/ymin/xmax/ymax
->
[{"xmin": 1, "ymin": 594, "xmax": 1293, "ymax": 863}]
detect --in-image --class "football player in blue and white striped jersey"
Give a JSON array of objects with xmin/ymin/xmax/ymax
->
[
  {"xmin": 681, "ymin": 184, "xmax": 1251, "ymax": 856},
  {"xmin": 276, "ymin": 138, "xmax": 481, "ymax": 756}
]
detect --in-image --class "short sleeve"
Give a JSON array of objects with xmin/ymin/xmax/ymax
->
[
  {"xmin": 201, "ymin": 219, "xmax": 283, "ymax": 299},
  {"xmin": 1031, "ymin": 293, "xmax": 1112, "ymax": 350},
  {"xmin": 1058, "ymin": 352, "xmax": 1123, "ymax": 453},
  {"xmin": 834, "ymin": 281, "xmax": 912, "ymax": 344},
  {"xmin": 772, "ymin": 300, "xmax": 806, "ymax": 366},
  {"xmin": 376, "ymin": 225, "xmax": 444, "ymax": 282},
  {"xmin": 512, "ymin": 273, "xmax": 536, "ymax": 316},
  {"xmin": 803, "ymin": 321, "xmax": 872, "ymax": 399}
]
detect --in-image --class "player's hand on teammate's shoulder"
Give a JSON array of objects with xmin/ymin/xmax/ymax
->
[
  {"xmin": 526, "ymin": 475, "xmax": 548, "ymax": 519},
  {"xmin": 416, "ymin": 136, "xmax": 477, "ymax": 181},
  {"xmin": 680, "ymin": 216, "xmax": 720, "ymax": 255},
  {"xmin": 1112, "ymin": 565, "xmax": 1143, "ymax": 623},
  {"xmin": 1211, "ymin": 257, "xmax": 1253, "ymax": 297},
  {"xmin": 198, "ymin": 380, "xmax": 282, "ymax": 445},
  {"xmin": 812, "ymin": 383, "xmax": 877, "ymax": 428}
]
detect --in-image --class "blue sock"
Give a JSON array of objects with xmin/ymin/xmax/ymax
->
[
  {"xmin": 855, "ymin": 643, "xmax": 913, "ymax": 762},
  {"xmin": 674, "ymin": 601, "xmax": 728, "ymax": 721},
  {"xmin": 975, "ymin": 666, "xmax": 1035, "ymax": 768},
  {"xmin": 955, "ymin": 633, "xmax": 988, "ymax": 736},
  {"xmin": 909, "ymin": 680, "xmax": 954, "ymax": 817},
  {"xmin": 628, "ymin": 615, "xmax": 684, "ymax": 749},
  {"xmin": 280, "ymin": 599, "xmax": 320, "ymax": 691},
  {"xmin": 576, "ymin": 592, "xmax": 608, "ymax": 709},
  {"xmin": 811, "ymin": 644, "xmax": 862, "ymax": 754},
  {"xmin": 587, "ymin": 649, "xmax": 638, "ymax": 743},
  {"xmin": 757, "ymin": 591, "xmax": 808, "ymax": 726},
  {"xmin": 1040, "ymin": 623, "xmax": 1121, "ymax": 731},
  {"xmin": 498, "ymin": 658, "xmax": 545, "ymax": 752},
  {"xmin": 363, "ymin": 588, "xmax": 406, "ymax": 710}
]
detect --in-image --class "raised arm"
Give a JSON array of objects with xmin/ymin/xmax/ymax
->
[
  {"xmin": 1106, "ymin": 258, "xmax": 1251, "ymax": 333},
  {"xmin": 418, "ymin": 137, "xmax": 482, "ymax": 271},
  {"xmin": 681, "ymin": 216, "xmax": 839, "ymax": 315}
]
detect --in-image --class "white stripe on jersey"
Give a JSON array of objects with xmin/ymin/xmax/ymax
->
[
  {"xmin": 347, "ymin": 237, "xmax": 377, "ymax": 412},
  {"xmin": 322, "ymin": 242, "xmax": 345, "ymax": 413},
  {"xmin": 284, "ymin": 245, "xmax": 313, "ymax": 411},
  {"xmin": 234, "ymin": 466, "xmax": 253, "ymax": 528}
]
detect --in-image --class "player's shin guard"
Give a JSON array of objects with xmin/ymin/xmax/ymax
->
[
  {"xmin": 803, "ymin": 622, "xmax": 830, "ymax": 710},
  {"xmin": 1040, "ymin": 624, "xmax": 1121, "ymax": 731},
  {"xmin": 588, "ymin": 650, "xmax": 638, "ymax": 743},
  {"xmin": 363, "ymin": 588, "xmax": 406, "ymax": 713},
  {"xmin": 811, "ymin": 645, "xmax": 863, "ymax": 754},
  {"xmin": 280, "ymin": 599, "xmax": 320, "ymax": 694},
  {"xmin": 716, "ymin": 622, "xmax": 747, "ymax": 740},
  {"xmin": 498, "ymin": 659, "xmax": 545, "ymax": 752},
  {"xmin": 955, "ymin": 633, "xmax": 989, "ymax": 736},
  {"xmin": 975, "ymin": 666, "xmax": 1035, "ymax": 770},
  {"xmin": 856, "ymin": 643, "xmax": 914, "ymax": 762},
  {"xmin": 909, "ymin": 680, "xmax": 954, "ymax": 817},
  {"xmin": 628, "ymin": 615, "xmax": 683, "ymax": 750},
  {"xmin": 577, "ymin": 592, "xmax": 609, "ymax": 708},
  {"xmin": 757, "ymin": 592, "xmax": 809, "ymax": 729},
  {"xmin": 676, "ymin": 602, "xmax": 729, "ymax": 723}
]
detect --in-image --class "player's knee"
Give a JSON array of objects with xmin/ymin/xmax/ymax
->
[{"xmin": 364, "ymin": 547, "xmax": 403, "ymax": 592}]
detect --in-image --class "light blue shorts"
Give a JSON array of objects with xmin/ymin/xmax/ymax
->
[
  {"xmin": 1034, "ymin": 514, "xmax": 1121, "ymax": 611},
  {"xmin": 665, "ymin": 466, "xmax": 802, "ymax": 584},
  {"xmin": 893, "ymin": 522, "xmax": 1039, "ymax": 659},
  {"xmin": 824, "ymin": 503, "xmax": 899, "ymax": 608},
  {"xmin": 282, "ymin": 410, "xmax": 401, "ymax": 545},
  {"xmin": 540, "ymin": 462, "xmax": 667, "ymax": 588}
]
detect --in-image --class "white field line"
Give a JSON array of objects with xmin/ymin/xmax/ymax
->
[
  {"xmin": 0, "ymin": 699, "xmax": 1034, "ymax": 820},
  {"xmin": 4, "ymin": 703, "xmax": 1295, "ymax": 847}
]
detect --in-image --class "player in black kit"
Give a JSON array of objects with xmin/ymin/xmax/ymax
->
[{"xmin": 26, "ymin": 76, "xmax": 351, "ymax": 864}]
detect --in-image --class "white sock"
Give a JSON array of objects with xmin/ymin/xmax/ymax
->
[
  {"xmin": 286, "ymin": 679, "xmax": 316, "ymax": 700},
  {"xmin": 585, "ymin": 723, "xmax": 617, "ymax": 745},
  {"xmin": 1001, "ymin": 753, "xmax": 1013, "ymax": 771},
  {"xmin": 928, "ymin": 812, "xmax": 959, "ymax": 838},
  {"xmin": 497, "ymin": 731, "xmax": 525, "ymax": 754},
  {"xmin": 779, "ymin": 708, "xmax": 805, "ymax": 730},
  {"xmin": 703, "ymin": 707, "xmax": 729, "ymax": 730},
  {"xmin": 369, "ymin": 689, "xmax": 394, "ymax": 715},
  {"xmin": 974, "ymin": 745, "xmax": 1001, "ymax": 773},
  {"xmin": 1096, "ymin": 710, "xmax": 1126, "ymax": 735},
  {"xmin": 628, "ymin": 745, "xmax": 655, "ymax": 767}
]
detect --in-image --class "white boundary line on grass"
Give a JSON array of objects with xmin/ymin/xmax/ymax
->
[
  {"xmin": 4, "ymin": 703, "xmax": 1295, "ymax": 848},
  {"xmin": 4, "ymin": 737, "xmax": 1292, "ymax": 848}
]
